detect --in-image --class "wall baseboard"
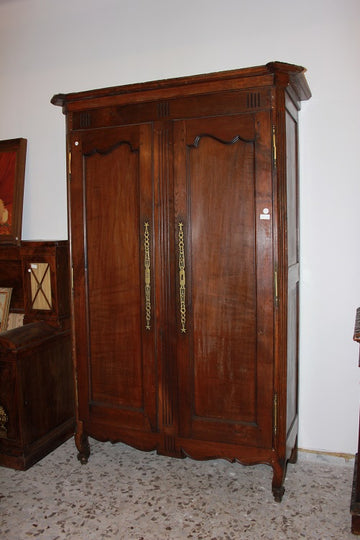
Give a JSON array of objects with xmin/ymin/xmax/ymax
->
[{"xmin": 298, "ymin": 447, "xmax": 354, "ymax": 465}]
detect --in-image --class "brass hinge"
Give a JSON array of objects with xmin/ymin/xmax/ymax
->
[
  {"xmin": 272, "ymin": 125, "xmax": 277, "ymax": 168},
  {"xmin": 68, "ymin": 150, "xmax": 72, "ymax": 177},
  {"xmin": 273, "ymin": 392, "xmax": 278, "ymax": 437},
  {"xmin": 274, "ymin": 268, "xmax": 279, "ymax": 307},
  {"xmin": 71, "ymin": 265, "xmax": 74, "ymax": 289}
]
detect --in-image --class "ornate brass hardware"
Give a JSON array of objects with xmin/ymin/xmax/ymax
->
[
  {"xmin": 144, "ymin": 222, "xmax": 151, "ymax": 330},
  {"xmin": 178, "ymin": 222, "xmax": 186, "ymax": 333},
  {"xmin": 0, "ymin": 405, "xmax": 8, "ymax": 438}
]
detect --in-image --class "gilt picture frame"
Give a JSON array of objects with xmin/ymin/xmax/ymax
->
[
  {"xmin": 0, "ymin": 138, "xmax": 27, "ymax": 245},
  {"xmin": 0, "ymin": 288, "xmax": 12, "ymax": 333}
]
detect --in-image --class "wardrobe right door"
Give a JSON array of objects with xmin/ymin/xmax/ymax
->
[{"xmin": 173, "ymin": 110, "xmax": 275, "ymax": 453}]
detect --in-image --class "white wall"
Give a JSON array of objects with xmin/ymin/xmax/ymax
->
[{"xmin": 1, "ymin": 0, "xmax": 359, "ymax": 454}]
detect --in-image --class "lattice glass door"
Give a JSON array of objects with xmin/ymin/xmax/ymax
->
[{"xmin": 28, "ymin": 263, "xmax": 52, "ymax": 310}]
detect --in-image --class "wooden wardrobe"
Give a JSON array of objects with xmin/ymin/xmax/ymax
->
[{"xmin": 52, "ymin": 61, "xmax": 311, "ymax": 501}]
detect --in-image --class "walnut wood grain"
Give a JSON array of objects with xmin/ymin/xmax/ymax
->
[{"xmin": 52, "ymin": 62, "xmax": 311, "ymax": 501}]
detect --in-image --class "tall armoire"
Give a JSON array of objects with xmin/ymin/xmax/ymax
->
[{"xmin": 52, "ymin": 61, "xmax": 311, "ymax": 501}]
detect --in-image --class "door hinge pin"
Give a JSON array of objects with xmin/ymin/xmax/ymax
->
[
  {"xmin": 274, "ymin": 269, "xmax": 279, "ymax": 306},
  {"xmin": 273, "ymin": 392, "xmax": 278, "ymax": 436}
]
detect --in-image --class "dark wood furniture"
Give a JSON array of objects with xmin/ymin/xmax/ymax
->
[
  {"xmin": 0, "ymin": 241, "xmax": 74, "ymax": 470},
  {"xmin": 52, "ymin": 62, "xmax": 311, "ymax": 501},
  {"xmin": 352, "ymin": 307, "xmax": 360, "ymax": 533}
]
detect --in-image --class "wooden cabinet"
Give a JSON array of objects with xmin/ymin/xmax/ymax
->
[
  {"xmin": 52, "ymin": 62, "xmax": 311, "ymax": 501},
  {"xmin": 0, "ymin": 241, "xmax": 74, "ymax": 469},
  {"xmin": 21, "ymin": 241, "xmax": 71, "ymax": 328}
]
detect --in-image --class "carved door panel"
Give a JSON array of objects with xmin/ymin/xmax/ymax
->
[
  {"xmin": 173, "ymin": 111, "xmax": 274, "ymax": 449},
  {"xmin": 70, "ymin": 124, "xmax": 158, "ymax": 439}
]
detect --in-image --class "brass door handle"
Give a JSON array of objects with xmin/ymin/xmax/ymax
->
[
  {"xmin": 178, "ymin": 222, "xmax": 186, "ymax": 333},
  {"xmin": 144, "ymin": 222, "xmax": 151, "ymax": 330}
]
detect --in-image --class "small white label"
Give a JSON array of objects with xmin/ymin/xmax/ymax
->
[
  {"xmin": 260, "ymin": 214, "xmax": 271, "ymax": 220},
  {"xmin": 30, "ymin": 264, "xmax": 38, "ymax": 269}
]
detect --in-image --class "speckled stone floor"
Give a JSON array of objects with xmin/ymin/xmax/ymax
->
[{"xmin": 0, "ymin": 438, "xmax": 356, "ymax": 539}]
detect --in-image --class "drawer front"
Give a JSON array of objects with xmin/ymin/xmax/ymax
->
[{"xmin": 0, "ymin": 361, "xmax": 19, "ymax": 442}]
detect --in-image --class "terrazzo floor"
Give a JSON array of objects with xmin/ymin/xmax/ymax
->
[{"xmin": 0, "ymin": 437, "xmax": 356, "ymax": 539}]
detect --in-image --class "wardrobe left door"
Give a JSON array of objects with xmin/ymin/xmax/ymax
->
[{"xmin": 70, "ymin": 124, "xmax": 159, "ymax": 449}]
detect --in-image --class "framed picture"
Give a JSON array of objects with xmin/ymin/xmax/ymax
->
[
  {"xmin": 0, "ymin": 288, "xmax": 12, "ymax": 333},
  {"xmin": 0, "ymin": 138, "xmax": 27, "ymax": 245}
]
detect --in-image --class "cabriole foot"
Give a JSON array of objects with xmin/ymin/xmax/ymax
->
[
  {"xmin": 272, "ymin": 460, "xmax": 286, "ymax": 502},
  {"xmin": 75, "ymin": 422, "xmax": 90, "ymax": 465},
  {"xmin": 272, "ymin": 485, "xmax": 285, "ymax": 503}
]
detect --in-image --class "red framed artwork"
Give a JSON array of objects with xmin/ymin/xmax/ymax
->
[{"xmin": 0, "ymin": 138, "xmax": 27, "ymax": 245}]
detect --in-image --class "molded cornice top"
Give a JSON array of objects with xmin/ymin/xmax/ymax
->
[{"xmin": 51, "ymin": 61, "xmax": 311, "ymax": 113}]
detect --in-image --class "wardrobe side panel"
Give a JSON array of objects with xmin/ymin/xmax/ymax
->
[{"xmin": 285, "ymin": 95, "xmax": 300, "ymax": 437}]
